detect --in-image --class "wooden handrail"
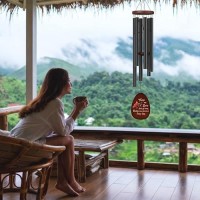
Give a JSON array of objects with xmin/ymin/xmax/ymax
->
[
  {"xmin": 72, "ymin": 127, "xmax": 200, "ymax": 172},
  {"xmin": 0, "ymin": 105, "xmax": 23, "ymax": 130},
  {"xmin": 0, "ymin": 105, "xmax": 24, "ymax": 116}
]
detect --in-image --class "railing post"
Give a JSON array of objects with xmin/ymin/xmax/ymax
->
[
  {"xmin": 0, "ymin": 116, "xmax": 8, "ymax": 130},
  {"xmin": 179, "ymin": 142, "xmax": 188, "ymax": 172},
  {"xmin": 137, "ymin": 139, "xmax": 145, "ymax": 170}
]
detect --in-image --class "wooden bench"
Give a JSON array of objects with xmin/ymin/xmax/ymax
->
[{"xmin": 74, "ymin": 139, "xmax": 123, "ymax": 182}]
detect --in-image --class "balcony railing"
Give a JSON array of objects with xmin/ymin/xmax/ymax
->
[{"xmin": 1, "ymin": 106, "xmax": 200, "ymax": 172}]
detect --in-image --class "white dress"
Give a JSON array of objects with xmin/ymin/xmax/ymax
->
[{"xmin": 10, "ymin": 98, "xmax": 74, "ymax": 144}]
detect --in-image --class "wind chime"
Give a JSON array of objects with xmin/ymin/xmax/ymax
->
[
  {"xmin": 131, "ymin": 5, "xmax": 154, "ymax": 120},
  {"xmin": 132, "ymin": 8, "xmax": 154, "ymax": 87}
]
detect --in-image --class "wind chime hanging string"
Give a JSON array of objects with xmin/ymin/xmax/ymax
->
[{"xmin": 132, "ymin": 2, "xmax": 154, "ymax": 87}]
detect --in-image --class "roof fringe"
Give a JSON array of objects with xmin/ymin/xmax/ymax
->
[{"xmin": 1, "ymin": 0, "xmax": 200, "ymax": 14}]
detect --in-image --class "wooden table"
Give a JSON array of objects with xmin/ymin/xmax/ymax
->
[{"xmin": 74, "ymin": 139, "xmax": 123, "ymax": 182}]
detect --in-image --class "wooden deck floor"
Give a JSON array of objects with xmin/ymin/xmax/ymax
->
[{"xmin": 3, "ymin": 167, "xmax": 200, "ymax": 200}]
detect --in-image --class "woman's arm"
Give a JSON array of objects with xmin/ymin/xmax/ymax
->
[
  {"xmin": 48, "ymin": 99, "xmax": 74, "ymax": 136},
  {"xmin": 48, "ymin": 98, "xmax": 88, "ymax": 136}
]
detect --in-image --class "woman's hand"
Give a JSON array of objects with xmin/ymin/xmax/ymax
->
[
  {"xmin": 69, "ymin": 97, "xmax": 89, "ymax": 120},
  {"xmin": 74, "ymin": 98, "xmax": 88, "ymax": 112}
]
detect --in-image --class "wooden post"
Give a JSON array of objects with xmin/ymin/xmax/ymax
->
[
  {"xmin": 179, "ymin": 142, "xmax": 188, "ymax": 172},
  {"xmin": 137, "ymin": 140, "xmax": 145, "ymax": 170},
  {"xmin": 77, "ymin": 151, "xmax": 86, "ymax": 183},
  {"xmin": 0, "ymin": 115, "xmax": 8, "ymax": 130},
  {"xmin": 103, "ymin": 149, "xmax": 109, "ymax": 168},
  {"xmin": 26, "ymin": 0, "xmax": 37, "ymax": 103}
]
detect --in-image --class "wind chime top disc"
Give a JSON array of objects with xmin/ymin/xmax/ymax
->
[{"xmin": 131, "ymin": 93, "xmax": 150, "ymax": 120}]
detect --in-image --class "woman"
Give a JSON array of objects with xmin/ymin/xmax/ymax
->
[{"xmin": 10, "ymin": 68, "xmax": 88, "ymax": 196}]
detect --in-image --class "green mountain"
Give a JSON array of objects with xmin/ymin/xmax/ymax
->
[
  {"xmin": 8, "ymin": 57, "xmax": 102, "ymax": 83},
  {"xmin": 0, "ymin": 66, "xmax": 15, "ymax": 76}
]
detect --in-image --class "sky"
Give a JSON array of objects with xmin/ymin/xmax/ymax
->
[{"xmin": 0, "ymin": 1, "xmax": 200, "ymax": 78}]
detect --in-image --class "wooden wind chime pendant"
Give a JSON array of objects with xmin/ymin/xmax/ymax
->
[
  {"xmin": 131, "ymin": 9, "xmax": 154, "ymax": 120},
  {"xmin": 131, "ymin": 93, "xmax": 150, "ymax": 120}
]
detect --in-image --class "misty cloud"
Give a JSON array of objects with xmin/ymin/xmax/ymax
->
[
  {"xmin": 60, "ymin": 37, "xmax": 132, "ymax": 72},
  {"xmin": 154, "ymin": 52, "xmax": 200, "ymax": 80},
  {"xmin": 0, "ymin": 2, "xmax": 200, "ymax": 81}
]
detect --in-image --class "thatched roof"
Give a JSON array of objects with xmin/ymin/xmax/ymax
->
[
  {"xmin": 0, "ymin": 0, "xmax": 200, "ymax": 13},
  {"xmin": 1, "ymin": 0, "xmax": 129, "ymax": 13}
]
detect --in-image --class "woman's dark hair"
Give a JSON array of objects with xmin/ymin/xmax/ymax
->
[{"xmin": 19, "ymin": 68, "xmax": 69, "ymax": 118}]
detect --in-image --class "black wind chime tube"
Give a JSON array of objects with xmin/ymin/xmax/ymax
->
[
  {"xmin": 132, "ymin": 10, "xmax": 154, "ymax": 87},
  {"xmin": 133, "ymin": 17, "xmax": 138, "ymax": 87},
  {"xmin": 138, "ymin": 18, "xmax": 143, "ymax": 82},
  {"xmin": 143, "ymin": 17, "xmax": 147, "ymax": 70},
  {"xmin": 147, "ymin": 17, "xmax": 153, "ymax": 76},
  {"xmin": 150, "ymin": 17, "xmax": 154, "ymax": 73}
]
